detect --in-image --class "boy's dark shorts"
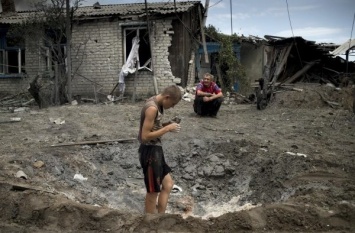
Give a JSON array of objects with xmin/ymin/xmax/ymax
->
[{"xmin": 139, "ymin": 144, "xmax": 172, "ymax": 193}]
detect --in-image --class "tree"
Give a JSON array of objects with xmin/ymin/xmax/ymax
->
[{"xmin": 7, "ymin": 0, "xmax": 83, "ymax": 107}]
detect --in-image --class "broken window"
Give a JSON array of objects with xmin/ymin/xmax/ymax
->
[
  {"xmin": 41, "ymin": 43, "xmax": 67, "ymax": 77},
  {"xmin": 0, "ymin": 33, "xmax": 25, "ymax": 76},
  {"xmin": 40, "ymin": 29, "xmax": 67, "ymax": 76},
  {"xmin": 0, "ymin": 48, "xmax": 25, "ymax": 75},
  {"xmin": 123, "ymin": 27, "xmax": 151, "ymax": 71}
]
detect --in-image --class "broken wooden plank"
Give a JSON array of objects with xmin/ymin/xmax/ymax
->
[
  {"xmin": 316, "ymin": 91, "xmax": 340, "ymax": 108},
  {"xmin": 279, "ymin": 86, "xmax": 303, "ymax": 92},
  {"xmin": 80, "ymin": 98, "xmax": 96, "ymax": 103},
  {"xmin": 251, "ymin": 82, "xmax": 285, "ymax": 88},
  {"xmin": 51, "ymin": 138, "xmax": 137, "ymax": 147},
  {"xmin": 270, "ymin": 43, "xmax": 293, "ymax": 84},
  {"xmin": 132, "ymin": 60, "xmax": 139, "ymax": 103},
  {"xmin": 22, "ymin": 98, "xmax": 35, "ymax": 106},
  {"xmin": 284, "ymin": 60, "xmax": 318, "ymax": 84},
  {"xmin": 215, "ymin": 63, "xmax": 226, "ymax": 91},
  {"xmin": 0, "ymin": 117, "xmax": 22, "ymax": 124},
  {"xmin": 0, "ymin": 180, "xmax": 55, "ymax": 194},
  {"xmin": 101, "ymin": 96, "xmax": 127, "ymax": 105}
]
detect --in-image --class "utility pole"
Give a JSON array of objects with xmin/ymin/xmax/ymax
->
[
  {"xmin": 230, "ymin": 0, "xmax": 233, "ymax": 35},
  {"xmin": 202, "ymin": 0, "xmax": 210, "ymax": 27},
  {"xmin": 66, "ymin": 0, "xmax": 72, "ymax": 102}
]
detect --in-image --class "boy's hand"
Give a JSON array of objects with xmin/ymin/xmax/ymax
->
[
  {"xmin": 168, "ymin": 123, "xmax": 181, "ymax": 133},
  {"xmin": 162, "ymin": 116, "xmax": 181, "ymax": 126}
]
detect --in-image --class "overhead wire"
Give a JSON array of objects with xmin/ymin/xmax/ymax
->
[
  {"xmin": 125, "ymin": 0, "xmax": 201, "ymax": 46},
  {"xmin": 172, "ymin": 0, "xmax": 202, "ymax": 45},
  {"xmin": 350, "ymin": 12, "xmax": 355, "ymax": 43},
  {"xmin": 208, "ymin": 0, "xmax": 222, "ymax": 9},
  {"xmin": 285, "ymin": 0, "xmax": 303, "ymax": 68},
  {"xmin": 282, "ymin": 1, "xmax": 352, "ymax": 130},
  {"xmin": 346, "ymin": 12, "xmax": 355, "ymax": 73},
  {"xmin": 265, "ymin": 1, "xmax": 309, "ymax": 120}
]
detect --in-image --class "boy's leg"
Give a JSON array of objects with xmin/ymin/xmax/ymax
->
[
  {"xmin": 157, "ymin": 173, "xmax": 174, "ymax": 213},
  {"xmin": 145, "ymin": 192, "xmax": 159, "ymax": 213}
]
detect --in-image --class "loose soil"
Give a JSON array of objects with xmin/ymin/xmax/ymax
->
[{"xmin": 0, "ymin": 83, "xmax": 354, "ymax": 233}]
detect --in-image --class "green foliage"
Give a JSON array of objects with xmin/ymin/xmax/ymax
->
[{"xmin": 205, "ymin": 25, "xmax": 250, "ymax": 95}]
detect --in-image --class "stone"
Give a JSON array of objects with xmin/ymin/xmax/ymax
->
[
  {"xmin": 203, "ymin": 166, "xmax": 213, "ymax": 176},
  {"xmin": 182, "ymin": 174, "xmax": 193, "ymax": 180},
  {"xmin": 184, "ymin": 165, "xmax": 196, "ymax": 173},
  {"xmin": 208, "ymin": 154, "xmax": 220, "ymax": 163},
  {"xmin": 211, "ymin": 165, "xmax": 225, "ymax": 177},
  {"xmin": 33, "ymin": 160, "xmax": 45, "ymax": 168}
]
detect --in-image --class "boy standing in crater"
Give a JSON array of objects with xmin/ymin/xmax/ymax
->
[{"xmin": 138, "ymin": 85, "xmax": 182, "ymax": 213}]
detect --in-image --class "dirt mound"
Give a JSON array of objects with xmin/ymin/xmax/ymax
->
[
  {"xmin": 1, "ymin": 182, "xmax": 354, "ymax": 232},
  {"xmin": 272, "ymin": 83, "xmax": 354, "ymax": 111}
]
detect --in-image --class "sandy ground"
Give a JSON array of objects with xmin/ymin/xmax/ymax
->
[{"xmin": 0, "ymin": 83, "xmax": 354, "ymax": 232}]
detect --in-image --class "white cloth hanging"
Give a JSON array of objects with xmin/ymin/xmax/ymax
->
[{"xmin": 119, "ymin": 36, "xmax": 140, "ymax": 93}]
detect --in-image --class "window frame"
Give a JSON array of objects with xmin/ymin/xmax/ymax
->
[
  {"xmin": 0, "ymin": 30, "xmax": 25, "ymax": 78},
  {"xmin": 122, "ymin": 25, "xmax": 152, "ymax": 71}
]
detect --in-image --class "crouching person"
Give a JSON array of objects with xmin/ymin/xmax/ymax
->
[{"xmin": 194, "ymin": 73, "xmax": 224, "ymax": 117}]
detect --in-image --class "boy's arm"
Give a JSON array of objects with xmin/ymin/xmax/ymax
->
[{"xmin": 141, "ymin": 106, "xmax": 180, "ymax": 142}]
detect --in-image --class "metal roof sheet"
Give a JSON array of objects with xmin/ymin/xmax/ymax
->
[
  {"xmin": 0, "ymin": 12, "xmax": 33, "ymax": 24},
  {"xmin": 76, "ymin": 1, "xmax": 201, "ymax": 17},
  {"xmin": 0, "ymin": 1, "xmax": 201, "ymax": 24},
  {"xmin": 330, "ymin": 39, "xmax": 355, "ymax": 56}
]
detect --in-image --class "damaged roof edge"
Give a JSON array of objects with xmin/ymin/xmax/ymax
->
[
  {"xmin": 330, "ymin": 39, "xmax": 355, "ymax": 56},
  {"xmin": 0, "ymin": 1, "xmax": 203, "ymax": 23}
]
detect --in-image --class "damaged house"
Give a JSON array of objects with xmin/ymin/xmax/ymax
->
[
  {"xmin": 0, "ymin": 1, "xmax": 204, "ymax": 101},
  {"xmin": 242, "ymin": 36, "xmax": 355, "ymax": 87},
  {"xmin": 239, "ymin": 35, "xmax": 355, "ymax": 109}
]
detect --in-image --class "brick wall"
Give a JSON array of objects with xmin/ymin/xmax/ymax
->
[
  {"xmin": 0, "ymin": 77, "xmax": 29, "ymax": 94},
  {"xmin": 0, "ymin": 18, "xmax": 181, "ymax": 98},
  {"xmin": 25, "ymin": 34, "xmax": 47, "ymax": 79},
  {"xmin": 71, "ymin": 18, "xmax": 179, "ymax": 99},
  {"xmin": 71, "ymin": 19, "xmax": 120, "ymax": 98},
  {"xmin": 150, "ymin": 20, "xmax": 176, "ymax": 91},
  {"xmin": 0, "ymin": 34, "xmax": 45, "ymax": 95}
]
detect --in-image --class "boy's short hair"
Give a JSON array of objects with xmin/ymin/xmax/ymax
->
[{"xmin": 161, "ymin": 85, "xmax": 182, "ymax": 102}]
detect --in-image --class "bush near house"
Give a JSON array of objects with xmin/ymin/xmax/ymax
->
[{"xmin": 205, "ymin": 25, "xmax": 249, "ymax": 95}]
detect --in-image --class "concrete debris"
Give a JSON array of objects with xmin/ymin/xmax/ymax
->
[
  {"xmin": 49, "ymin": 118, "xmax": 65, "ymax": 125},
  {"xmin": 13, "ymin": 107, "xmax": 29, "ymax": 112},
  {"xmin": 286, "ymin": 151, "xmax": 307, "ymax": 158},
  {"xmin": 15, "ymin": 170, "xmax": 28, "ymax": 179},
  {"xmin": 172, "ymin": 184, "xmax": 183, "ymax": 193},
  {"xmin": 74, "ymin": 173, "xmax": 88, "ymax": 181}
]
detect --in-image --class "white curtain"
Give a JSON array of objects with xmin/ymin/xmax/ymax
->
[{"xmin": 118, "ymin": 36, "xmax": 140, "ymax": 94}]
